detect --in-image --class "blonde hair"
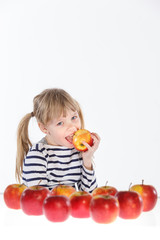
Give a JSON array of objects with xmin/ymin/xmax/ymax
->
[{"xmin": 16, "ymin": 88, "xmax": 84, "ymax": 182}]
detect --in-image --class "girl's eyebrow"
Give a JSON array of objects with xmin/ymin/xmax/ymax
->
[
  {"xmin": 56, "ymin": 117, "xmax": 65, "ymax": 122},
  {"xmin": 56, "ymin": 111, "xmax": 78, "ymax": 122},
  {"xmin": 72, "ymin": 111, "xmax": 78, "ymax": 115}
]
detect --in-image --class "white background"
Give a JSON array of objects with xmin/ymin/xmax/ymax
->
[{"xmin": 0, "ymin": 0, "xmax": 160, "ymax": 195}]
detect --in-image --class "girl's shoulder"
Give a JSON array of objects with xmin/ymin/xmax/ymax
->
[
  {"xmin": 29, "ymin": 140, "xmax": 47, "ymax": 154},
  {"xmin": 30, "ymin": 137, "xmax": 79, "ymax": 155}
]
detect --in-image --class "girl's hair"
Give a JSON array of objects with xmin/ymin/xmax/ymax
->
[{"xmin": 16, "ymin": 88, "xmax": 84, "ymax": 182}]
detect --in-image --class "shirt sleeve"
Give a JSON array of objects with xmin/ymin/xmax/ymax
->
[
  {"xmin": 77, "ymin": 164, "xmax": 98, "ymax": 193},
  {"xmin": 22, "ymin": 144, "xmax": 48, "ymax": 188}
]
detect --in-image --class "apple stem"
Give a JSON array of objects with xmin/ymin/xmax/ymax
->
[
  {"xmin": 129, "ymin": 182, "xmax": 132, "ymax": 190},
  {"xmin": 142, "ymin": 179, "xmax": 144, "ymax": 185},
  {"xmin": 37, "ymin": 179, "xmax": 42, "ymax": 186},
  {"xmin": 105, "ymin": 181, "xmax": 108, "ymax": 186},
  {"xmin": 58, "ymin": 181, "xmax": 62, "ymax": 187}
]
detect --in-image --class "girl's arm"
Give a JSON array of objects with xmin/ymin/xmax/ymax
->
[
  {"xmin": 82, "ymin": 133, "xmax": 100, "ymax": 170},
  {"xmin": 77, "ymin": 133, "xmax": 100, "ymax": 193},
  {"xmin": 77, "ymin": 164, "xmax": 98, "ymax": 193}
]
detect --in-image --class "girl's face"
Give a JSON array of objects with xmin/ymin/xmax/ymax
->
[{"xmin": 43, "ymin": 109, "xmax": 81, "ymax": 147}]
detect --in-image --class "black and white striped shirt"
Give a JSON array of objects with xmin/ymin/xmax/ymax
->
[{"xmin": 22, "ymin": 138, "xmax": 98, "ymax": 193}]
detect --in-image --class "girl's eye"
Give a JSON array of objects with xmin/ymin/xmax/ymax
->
[
  {"xmin": 72, "ymin": 116, "xmax": 77, "ymax": 120},
  {"xmin": 57, "ymin": 121, "xmax": 63, "ymax": 126}
]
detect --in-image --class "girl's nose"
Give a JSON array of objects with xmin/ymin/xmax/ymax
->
[{"xmin": 67, "ymin": 125, "xmax": 77, "ymax": 133}]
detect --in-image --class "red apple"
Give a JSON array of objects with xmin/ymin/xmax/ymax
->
[
  {"xmin": 69, "ymin": 191, "xmax": 92, "ymax": 218},
  {"xmin": 90, "ymin": 195, "xmax": 119, "ymax": 224},
  {"xmin": 130, "ymin": 181, "xmax": 158, "ymax": 212},
  {"xmin": 51, "ymin": 184, "xmax": 76, "ymax": 198},
  {"xmin": 43, "ymin": 196, "xmax": 70, "ymax": 222},
  {"xmin": 92, "ymin": 185, "xmax": 118, "ymax": 197},
  {"xmin": 116, "ymin": 191, "xmax": 143, "ymax": 219},
  {"xmin": 20, "ymin": 186, "xmax": 50, "ymax": 215},
  {"xmin": 72, "ymin": 129, "xmax": 93, "ymax": 152},
  {"xmin": 3, "ymin": 184, "xmax": 27, "ymax": 209}
]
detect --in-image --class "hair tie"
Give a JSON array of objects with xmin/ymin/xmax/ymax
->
[{"xmin": 31, "ymin": 112, "xmax": 34, "ymax": 117}]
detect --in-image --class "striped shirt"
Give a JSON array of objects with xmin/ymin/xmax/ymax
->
[{"xmin": 22, "ymin": 138, "xmax": 98, "ymax": 193}]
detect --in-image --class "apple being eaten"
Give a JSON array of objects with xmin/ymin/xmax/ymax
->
[
  {"xmin": 116, "ymin": 190, "xmax": 143, "ymax": 219},
  {"xmin": 43, "ymin": 195, "xmax": 71, "ymax": 222},
  {"xmin": 130, "ymin": 180, "xmax": 158, "ymax": 212},
  {"xmin": 90, "ymin": 195, "xmax": 119, "ymax": 224},
  {"xmin": 69, "ymin": 191, "xmax": 92, "ymax": 218},
  {"xmin": 72, "ymin": 129, "xmax": 93, "ymax": 152},
  {"xmin": 20, "ymin": 186, "xmax": 50, "ymax": 215},
  {"xmin": 51, "ymin": 184, "xmax": 76, "ymax": 198},
  {"xmin": 4, "ymin": 184, "xmax": 27, "ymax": 209}
]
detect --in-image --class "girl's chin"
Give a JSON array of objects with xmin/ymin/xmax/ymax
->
[
  {"xmin": 64, "ymin": 140, "xmax": 74, "ymax": 148},
  {"xmin": 66, "ymin": 143, "xmax": 74, "ymax": 148}
]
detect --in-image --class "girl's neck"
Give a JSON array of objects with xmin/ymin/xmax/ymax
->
[{"xmin": 45, "ymin": 136, "xmax": 57, "ymax": 146}]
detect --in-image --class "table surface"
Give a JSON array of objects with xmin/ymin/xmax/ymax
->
[{"xmin": 1, "ymin": 193, "xmax": 160, "ymax": 239}]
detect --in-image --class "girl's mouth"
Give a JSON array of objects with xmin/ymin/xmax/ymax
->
[{"xmin": 65, "ymin": 133, "xmax": 75, "ymax": 144}]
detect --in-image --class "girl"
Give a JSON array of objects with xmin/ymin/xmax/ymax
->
[{"xmin": 16, "ymin": 88, "xmax": 100, "ymax": 193}]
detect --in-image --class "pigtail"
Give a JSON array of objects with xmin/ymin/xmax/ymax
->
[{"xmin": 15, "ymin": 113, "xmax": 33, "ymax": 182}]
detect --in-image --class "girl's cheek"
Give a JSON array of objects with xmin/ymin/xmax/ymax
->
[{"xmin": 77, "ymin": 119, "xmax": 81, "ymax": 128}]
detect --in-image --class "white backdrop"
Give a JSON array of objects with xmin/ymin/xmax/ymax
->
[{"xmin": 0, "ymin": 0, "xmax": 160, "ymax": 193}]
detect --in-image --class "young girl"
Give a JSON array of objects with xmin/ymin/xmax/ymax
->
[{"xmin": 16, "ymin": 88, "xmax": 100, "ymax": 193}]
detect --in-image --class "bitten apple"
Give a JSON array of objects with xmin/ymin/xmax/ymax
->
[
  {"xmin": 20, "ymin": 186, "xmax": 50, "ymax": 215},
  {"xmin": 92, "ymin": 185, "xmax": 118, "ymax": 197},
  {"xmin": 130, "ymin": 181, "xmax": 158, "ymax": 212},
  {"xmin": 72, "ymin": 129, "xmax": 93, "ymax": 152},
  {"xmin": 116, "ymin": 191, "xmax": 143, "ymax": 219},
  {"xmin": 43, "ymin": 196, "xmax": 71, "ymax": 222},
  {"xmin": 51, "ymin": 185, "xmax": 76, "ymax": 198},
  {"xmin": 90, "ymin": 195, "xmax": 119, "ymax": 224},
  {"xmin": 69, "ymin": 191, "xmax": 92, "ymax": 218},
  {"xmin": 3, "ymin": 184, "xmax": 27, "ymax": 209}
]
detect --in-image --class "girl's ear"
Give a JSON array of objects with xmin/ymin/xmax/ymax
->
[{"xmin": 38, "ymin": 122, "xmax": 48, "ymax": 134}]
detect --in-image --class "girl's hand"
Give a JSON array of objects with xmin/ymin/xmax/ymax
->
[{"xmin": 81, "ymin": 133, "xmax": 100, "ymax": 170}]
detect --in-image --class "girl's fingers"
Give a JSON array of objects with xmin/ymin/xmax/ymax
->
[
  {"xmin": 91, "ymin": 133, "xmax": 101, "ymax": 142},
  {"xmin": 82, "ymin": 132, "xmax": 100, "ymax": 152},
  {"xmin": 91, "ymin": 134, "xmax": 100, "ymax": 148},
  {"xmin": 82, "ymin": 141, "xmax": 92, "ymax": 150}
]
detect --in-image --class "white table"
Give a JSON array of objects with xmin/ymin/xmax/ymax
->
[{"xmin": 0, "ymin": 193, "xmax": 160, "ymax": 239}]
